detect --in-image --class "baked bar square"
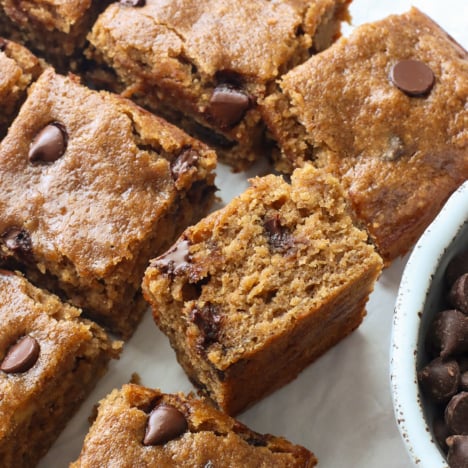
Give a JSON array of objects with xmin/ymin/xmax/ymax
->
[
  {"xmin": 0, "ymin": 69, "xmax": 216, "ymax": 338},
  {"xmin": 71, "ymin": 384, "xmax": 316, "ymax": 467},
  {"xmin": 86, "ymin": 0, "xmax": 350, "ymax": 170},
  {"xmin": 262, "ymin": 8, "xmax": 468, "ymax": 262},
  {"xmin": 0, "ymin": 270, "xmax": 120, "ymax": 468},
  {"xmin": 143, "ymin": 165, "xmax": 382, "ymax": 414},
  {"xmin": 0, "ymin": 0, "xmax": 111, "ymax": 71},
  {"xmin": 0, "ymin": 37, "xmax": 44, "ymax": 139}
]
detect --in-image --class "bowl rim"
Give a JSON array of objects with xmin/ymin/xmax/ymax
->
[{"xmin": 390, "ymin": 181, "xmax": 468, "ymax": 468}]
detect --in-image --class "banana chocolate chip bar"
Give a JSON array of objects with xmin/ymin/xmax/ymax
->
[
  {"xmin": 262, "ymin": 8, "xmax": 468, "ymax": 263},
  {"xmin": 86, "ymin": 0, "xmax": 351, "ymax": 170},
  {"xmin": 0, "ymin": 69, "xmax": 216, "ymax": 338},
  {"xmin": 143, "ymin": 164, "xmax": 382, "ymax": 414},
  {"xmin": 0, "ymin": 270, "xmax": 121, "ymax": 468},
  {"xmin": 71, "ymin": 384, "xmax": 316, "ymax": 467}
]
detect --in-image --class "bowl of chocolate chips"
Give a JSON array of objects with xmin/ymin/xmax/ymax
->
[{"xmin": 391, "ymin": 181, "xmax": 468, "ymax": 468}]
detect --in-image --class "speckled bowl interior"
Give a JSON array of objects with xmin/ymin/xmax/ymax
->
[{"xmin": 390, "ymin": 181, "xmax": 468, "ymax": 468}]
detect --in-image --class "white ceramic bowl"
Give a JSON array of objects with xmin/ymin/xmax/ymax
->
[{"xmin": 390, "ymin": 181, "xmax": 468, "ymax": 467}]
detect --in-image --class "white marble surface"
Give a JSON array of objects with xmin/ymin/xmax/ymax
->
[{"xmin": 41, "ymin": 2, "xmax": 468, "ymax": 466}]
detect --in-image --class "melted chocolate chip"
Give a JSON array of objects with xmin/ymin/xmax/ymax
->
[
  {"xmin": 390, "ymin": 59, "xmax": 435, "ymax": 96},
  {"xmin": 449, "ymin": 273, "xmax": 468, "ymax": 314},
  {"xmin": 29, "ymin": 123, "xmax": 68, "ymax": 163},
  {"xmin": 153, "ymin": 239, "xmax": 191, "ymax": 276},
  {"xmin": 447, "ymin": 435, "xmax": 468, "ymax": 468},
  {"xmin": 120, "ymin": 0, "xmax": 145, "ymax": 5},
  {"xmin": 418, "ymin": 357, "xmax": 460, "ymax": 403},
  {"xmin": 190, "ymin": 303, "xmax": 221, "ymax": 349},
  {"xmin": 246, "ymin": 435, "xmax": 268, "ymax": 447},
  {"xmin": 2, "ymin": 227, "xmax": 32, "ymax": 259},
  {"xmin": 171, "ymin": 148, "xmax": 199, "ymax": 181},
  {"xmin": 264, "ymin": 215, "xmax": 293, "ymax": 252},
  {"xmin": 446, "ymin": 251, "xmax": 468, "ymax": 288},
  {"xmin": 143, "ymin": 404, "xmax": 188, "ymax": 446},
  {"xmin": 0, "ymin": 38, "xmax": 7, "ymax": 52},
  {"xmin": 0, "ymin": 335, "xmax": 40, "ymax": 373},
  {"xmin": 427, "ymin": 310, "xmax": 468, "ymax": 358},
  {"xmin": 209, "ymin": 85, "xmax": 251, "ymax": 128}
]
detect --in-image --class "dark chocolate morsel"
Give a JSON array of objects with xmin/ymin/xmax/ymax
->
[
  {"xmin": 171, "ymin": 148, "xmax": 199, "ymax": 181},
  {"xmin": 190, "ymin": 303, "xmax": 221, "ymax": 349},
  {"xmin": 461, "ymin": 371, "xmax": 468, "ymax": 391},
  {"xmin": 390, "ymin": 59, "xmax": 435, "ymax": 96},
  {"xmin": 0, "ymin": 335, "xmax": 40, "ymax": 373},
  {"xmin": 120, "ymin": 0, "xmax": 145, "ymax": 5},
  {"xmin": 449, "ymin": 273, "xmax": 468, "ymax": 314},
  {"xmin": 446, "ymin": 250, "xmax": 468, "ymax": 288},
  {"xmin": 446, "ymin": 392, "xmax": 468, "ymax": 435},
  {"xmin": 152, "ymin": 239, "xmax": 191, "ymax": 276},
  {"xmin": 2, "ymin": 227, "xmax": 32, "ymax": 258},
  {"xmin": 418, "ymin": 357, "xmax": 460, "ymax": 403},
  {"xmin": 447, "ymin": 435, "xmax": 468, "ymax": 468},
  {"xmin": 426, "ymin": 309, "xmax": 468, "ymax": 358},
  {"xmin": 0, "ymin": 38, "xmax": 7, "ymax": 52},
  {"xmin": 264, "ymin": 214, "xmax": 293, "ymax": 252},
  {"xmin": 29, "ymin": 122, "xmax": 67, "ymax": 163},
  {"xmin": 432, "ymin": 415, "xmax": 450, "ymax": 452},
  {"xmin": 209, "ymin": 85, "xmax": 251, "ymax": 128},
  {"xmin": 143, "ymin": 404, "xmax": 188, "ymax": 446}
]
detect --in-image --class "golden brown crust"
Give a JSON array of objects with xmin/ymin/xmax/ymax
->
[
  {"xmin": 143, "ymin": 165, "xmax": 382, "ymax": 414},
  {"xmin": 263, "ymin": 7, "xmax": 468, "ymax": 262},
  {"xmin": 71, "ymin": 384, "xmax": 316, "ymax": 467}
]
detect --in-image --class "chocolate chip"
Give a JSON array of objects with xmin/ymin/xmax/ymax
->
[
  {"xmin": 143, "ymin": 404, "xmax": 188, "ymax": 446},
  {"xmin": 152, "ymin": 239, "xmax": 191, "ymax": 276},
  {"xmin": 446, "ymin": 392, "xmax": 468, "ymax": 435},
  {"xmin": 120, "ymin": 0, "xmax": 145, "ymax": 6},
  {"xmin": 29, "ymin": 123, "xmax": 67, "ymax": 164},
  {"xmin": 209, "ymin": 85, "xmax": 251, "ymax": 128},
  {"xmin": 447, "ymin": 435, "xmax": 468, "ymax": 468},
  {"xmin": 0, "ymin": 335, "xmax": 40, "ymax": 373},
  {"xmin": 2, "ymin": 227, "xmax": 32, "ymax": 259},
  {"xmin": 446, "ymin": 251, "xmax": 468, "ymax": 288},
  {"xmin": 449, "ymin": 273, "xmax": 468, "ymax": 314},
  {"xmin": 390, "ymin": 59, "xmax": 435, "ymax": 96},
  {"xmin": 460, "ymin": 372, "xmax": 468, "ymax": 391},
  {"xmin": 0, "ymin": 38, "xmax": 8, "ymax": 52},
  {"xmin": 418, "ymin": 357, "xmax": 460, "ymax": 403},
  {"xmin": 264, "ymin": 214, "xmax": 293, "ymax": 252},
  {"xmin": 171, "ymin": 148, "xmax": 199, "ymax": 181},
  {"xmin": 433, "ymin": 414, "xmax": 450, "ymax": 452},
  {"xmin": 426, "ymin": 310, "xmax": 468, "ymax": 358},
  {"xmin": 190, "ymin": 303, "xmax": 221, "ymax": 349},
  {"xmin": 246, "ymin": 435, "xmax": 268, "ymax": 447}
]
